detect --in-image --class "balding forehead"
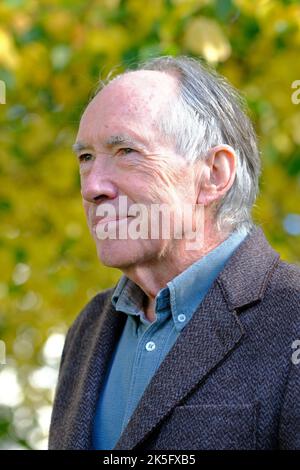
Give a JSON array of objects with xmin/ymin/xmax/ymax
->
[
  {"xmin": 100, "ymin": 69, "xmax": 179, "ymax": 102},
  {"xmin": 114, "ymin": 69, "xmax": 178, "ymax": 86},
  {"xmin": 82, "ymin": 70, "xmax": 179, "ymax": 127}
]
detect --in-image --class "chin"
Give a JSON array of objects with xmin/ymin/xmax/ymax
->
[
  {"xmin": 95, "ymin": 238, "xmax": 162, "ymax": 269},
  {"xmin": 95, "ymin": 239, "xmax": 140, "ymax": 268}
]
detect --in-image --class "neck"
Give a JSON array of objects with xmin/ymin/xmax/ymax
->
[{"xmin": 123, "ymin": 223, "xmax": 230, "ymax": 322}]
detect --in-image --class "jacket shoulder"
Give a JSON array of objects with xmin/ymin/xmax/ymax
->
[
  {"xmin": 265, "ymin": 258, "xmax": 300, "ymax": 329},
  {"xmin": 69, "ymin": 287, "xmax": 115, "ymax": 334},
  {"xmin": 270, "ymin": 258, "xmax": 300, "ymax": 295},
  {"xmin": 60, "ymin": 287, "xmax": 115, "ymax": 367}
]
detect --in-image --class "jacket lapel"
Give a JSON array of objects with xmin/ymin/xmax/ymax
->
[{"xmin": 114, "ymin": 226, "xmax": 280, "ymax": 450}]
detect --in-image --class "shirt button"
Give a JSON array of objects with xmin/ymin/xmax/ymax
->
[
  {"xmin": 145, "ymin": 341, "xmax": 156, "ymax": 352},
  {"xmin": 178, "ymin": 314, "xmax": 186, "ymax": 323}
]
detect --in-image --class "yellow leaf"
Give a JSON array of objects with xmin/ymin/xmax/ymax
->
[
  {"xmin": 0, "ymin": 27, "xmax": 19, "ymax": 69},
  {"xmin": 183, "ymin": 17, "xmax": 231, "ymax": 63}
]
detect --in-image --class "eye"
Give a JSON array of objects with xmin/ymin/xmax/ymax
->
[
  {"xmin": 78, "ymin": 153, "xmax": 93, "ymax": 163},
  {"xmin": 117, "ymin": 148, "xmax": 135, "ymax": 156}
]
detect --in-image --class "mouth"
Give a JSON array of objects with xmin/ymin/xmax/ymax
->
[
  {"xmin": 92, "ymin": 216, "xmax": 132, "ymax": 235},
  {"xmin": 93, "ymin": 215, "xmax": 130, "ymax": 226}
]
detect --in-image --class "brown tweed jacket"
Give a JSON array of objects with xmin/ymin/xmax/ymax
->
[{"xmin": 49, "ymin": 226, "xmax": 300, "ymax": 450}]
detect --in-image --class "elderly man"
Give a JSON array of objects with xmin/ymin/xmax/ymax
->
[{"xmin": 49, "ymin": 56, "xmax": 300, "ymax": 450}]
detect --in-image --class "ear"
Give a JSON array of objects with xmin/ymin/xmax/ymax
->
[{"xmin": 196, "ymin": 145, "xmax": 237, "ymax": 206}]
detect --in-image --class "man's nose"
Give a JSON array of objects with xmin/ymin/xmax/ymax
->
[{"xmin": 80, "ymin": 160, "xmax": 118, "ymax": 203}]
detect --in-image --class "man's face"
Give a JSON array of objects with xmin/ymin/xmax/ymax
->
[{"xmin": 74, "ymin": 71, "xmax": 200, "ymax": 269}]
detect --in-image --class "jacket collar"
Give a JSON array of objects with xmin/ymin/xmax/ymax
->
[{"xmin": 217, "ymin": 225, "xmax": 280, "ymax": 310}]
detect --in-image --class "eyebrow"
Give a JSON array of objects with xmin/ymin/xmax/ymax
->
[
  {"xmin": 72, "ymin": 141, "xmax": 90, "ymax": 154},
  {"xmin": 72, "ymin": 134, "xmax": 148, "ymax": 155},
  {"xmin": 106, "ymin": 134, "xmax": 141, "ymax": 148}
]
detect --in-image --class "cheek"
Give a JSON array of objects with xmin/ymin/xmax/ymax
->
[
  {"xmin": 124, "ymin": 158, "xmax": 185, "ymax": 203},
  {"xmin": 82, "ymin": 200, "xmax": 92, "ymax": 224}
]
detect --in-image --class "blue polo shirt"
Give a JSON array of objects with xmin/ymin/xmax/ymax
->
[{"xmin": 92, "ymin": 227, "xmax": 249, "ymax": 449}]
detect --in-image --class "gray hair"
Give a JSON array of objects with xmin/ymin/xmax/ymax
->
[{"xmin": 95, "ymin": 56, "xmax": 261, "ymax": 233}]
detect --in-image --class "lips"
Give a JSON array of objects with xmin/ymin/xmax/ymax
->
[
  {"xmin": 92, "ymin": 215, "xmax": 130, "ymax": 227},
  {"xmin": 91, "ymin": 215, "xmax": 134, "ymax": 236},
  {"xmin": 94, "ymin": 216, "xmax": 129, "ymax": 226}
]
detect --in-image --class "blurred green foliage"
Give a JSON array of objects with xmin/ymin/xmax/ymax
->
[{"xmin": 0, "ymin": 0, "xmax": 300, "ymax": 449}]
